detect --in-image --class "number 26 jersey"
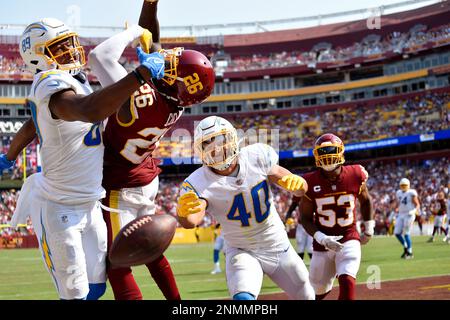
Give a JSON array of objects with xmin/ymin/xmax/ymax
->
[{"xmin": 102, "ymin": 82, "xmax": 183, "ymax": 190}]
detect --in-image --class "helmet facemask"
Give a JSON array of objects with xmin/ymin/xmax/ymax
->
[
  {"xmin": 158, "ymin": 47, "xmax": 183, "ymax": 86},
  {"xmin": 400, "ymin": 184, "xmax": 409, "ymax": 191},
  {"xmin": 195, "ymin": 130, "xmax": 239, "ymax": 171},
  {"xmin": 399, "ymin": 178, "xmax": 410, "ymax": 191},
  {"xmin": 44, "ymin": 33, "xmax": 85, "ymax": 75},
  {"xmin": 313, "ymin": 144, "xmax": 345, "ymax": 171}
]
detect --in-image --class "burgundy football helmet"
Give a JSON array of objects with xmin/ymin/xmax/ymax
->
[
  {"xmin": 313, "ymin": 133, "xmax": 345, "ymax": 171},
  {"xmin": 155, "ymin": 47, "xmax": 215, "ymax": 107}
]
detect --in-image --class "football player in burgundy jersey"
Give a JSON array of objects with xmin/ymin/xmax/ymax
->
[
  {"xmin": 299, "ymin": 133, "xmax": 374, "ymax": 300},
  {"xmin": 88, "ymin": 1, "xmax": 215, "ymax": 300},
  {"xmin": 284, "ymin": 195, "xmax": 313, "ymax": 260},
  {"xmin": 429, "ymin": 191, "xmax": 448, "ymax": 243},
  {"xmin": 1, "ymin": 1, "xmax": 214, "ymax": 300}
]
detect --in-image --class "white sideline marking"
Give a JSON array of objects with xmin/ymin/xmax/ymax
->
[{"xmin": 206, "ymin": 273, "xmax": 450, "ymax": 300}]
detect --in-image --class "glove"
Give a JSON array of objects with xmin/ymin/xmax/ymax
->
[
  {"xmin": 127, "ymin": 24, "xmax": 153, "ymax": 54},
  {"xmin": 285, "ymin": 217, "xmax": 295, "ymax": 227},
  {"xmin": 284, "ymin": 217, "xmax": 295, "ymax": 232},
  {"xmin": 314, "ymin": 231, "xmax": 344, "ymax": 252},
  {"xmin": 136, "ymin": 47, "xmax": 165, "ymax": 80},
  {"xmin": 0, "ymin": 154, "xmax": 15, "ymax": 171},
  {"xmin": 360, "ymin": 220, "xmax": 375, "ymax": 245},
  {"xmin": 177, "ymin": 191, "xmax": 202, "ymax": 218},
  {"xmin": 139, "ymin": 28, "xmax": 153, "ymax": 54},
  {"xmin": 277, "ymin": 174, "xmax": 306, "ymax": 193}
]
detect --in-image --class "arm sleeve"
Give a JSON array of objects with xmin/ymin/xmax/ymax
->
[
  {"xmin": 88, "ymin": 24, "xmax": 144, "ymax": 87},
  {"xmin": 255, "ymin": 143, "xmax": 279, "ymax": 175}
]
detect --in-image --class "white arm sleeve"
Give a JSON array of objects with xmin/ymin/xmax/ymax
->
[{"xmin": 88, "ymin": 24, "xmax": 144, "ymax": 87}]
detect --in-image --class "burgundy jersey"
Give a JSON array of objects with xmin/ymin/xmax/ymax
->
[
  {"xmin": 102, "ymin": 82, "xmax": 183, "ymax": 190},
  {"xmin": 303, "ymin": 164, "xmax": 369, "ymax": 251},
  {"xmin": 435, "ymin": 199, "xmax": 447, "ymax": 216}
]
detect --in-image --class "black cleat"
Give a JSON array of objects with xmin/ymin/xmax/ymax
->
[
  {"xmin": 401, "ymin": 248, "xmax": 408, "ymax": 259},
  {"xmin": 405, "ymin": 252, "xmax": 414, "ymax": 259}
]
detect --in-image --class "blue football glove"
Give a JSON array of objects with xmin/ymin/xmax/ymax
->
[
  {"xmin": 0, "ymin": 154, "xmax": 15, "ymax": 171},
  {"xmin": 136, "ymin": 47, "xmax": 165, "ymax": 80}
]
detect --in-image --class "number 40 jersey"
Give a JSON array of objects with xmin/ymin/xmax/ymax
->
[
  {"xmin": 181, "ymin": 143, "xmax": 290, "ymax": 251},
  {"xmin": 302, "ymin": 164, "xmax": 369, "ymax": 252},
  {"xmin": 102, "ymin": 82, "xmax": 183, "ymax": 190}
]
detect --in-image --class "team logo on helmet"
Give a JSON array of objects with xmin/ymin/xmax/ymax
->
[
  {"xmin": 156, "ymin": 48, "xmax": 215, "ymax": 107},
  {"xmin": 20, "ymin": 18, "xmax": 85, "ymax": 75}
]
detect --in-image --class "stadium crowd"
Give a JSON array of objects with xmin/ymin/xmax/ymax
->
[
  {"xmin": 0, "ymin": 156, "xmax": 448, "ymax": 238},
  {"xmin": 222, "ymin": 23, "xmax": 450, "ymax": 72},
  {"xmin": 153, "ymin": 91, "xmax": 450, "ymax": 157},
  {"xmin": 1, "ymin": 23, "xmax": 449, "ymax": 78}
]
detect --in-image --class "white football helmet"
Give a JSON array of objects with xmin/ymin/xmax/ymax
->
[
  {"xmin": 19, "ymin": 18, "xmax": 85, "ymax": 75},
  {"xmin": 194, "ymin": 116, "xmax": 239, "ymax": 171},
  {"xmin": 399, "ymin": 178, "xmax": 410, "ymax": 191}
]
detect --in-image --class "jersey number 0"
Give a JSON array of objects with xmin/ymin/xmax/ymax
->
[{"xmin": 227, "ymin": 180, "xmax": 271, "ymax": 227}]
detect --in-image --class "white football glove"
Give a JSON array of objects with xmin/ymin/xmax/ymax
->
[
  {"xmin": 314, "ymin": 231, "xmax": 344, "ymax": 252},
  {"xmin": 360, "ymin": 220, "xmax": 375, "ymax": 245}
]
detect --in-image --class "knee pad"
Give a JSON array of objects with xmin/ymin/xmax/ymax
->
[
  {"xmin": 233, "ymin": 292, "xmax": 255, "ymax": 300},
  {"xmin": 86, "ymin": 283, "xmax": 106, "ymax": 300}
]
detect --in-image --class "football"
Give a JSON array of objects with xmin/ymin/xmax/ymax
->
[{"xmin": 109, "ymin": 214, "xmax": 177, "ymax": 267}]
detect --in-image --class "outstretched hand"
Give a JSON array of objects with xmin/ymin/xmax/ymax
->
[{"xmin": 136, "ymin": 47, "xmax": 165, "ymax": 80}]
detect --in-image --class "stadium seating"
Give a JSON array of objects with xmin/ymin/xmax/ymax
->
[{"xmin": 151, "ymin": 91, "xmax": 450, "ymax": 157}]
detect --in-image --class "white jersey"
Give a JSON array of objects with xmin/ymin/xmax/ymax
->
[
  {"xmin": 181, "ymin": 143, "xmax": 289, "ymax": 251},
  {"xmin": 27, "ymin": 70, "xmax": 105, "ymax": 204},
  {"xmin": 396, "ymin": 189, "xmax": 418, "ymax": 215}
]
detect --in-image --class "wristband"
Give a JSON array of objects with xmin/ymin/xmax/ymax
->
[
  {"xmin": 132, "ymin": 69, "xmax": 146, "ymax": 85},
  {"xmin": 313, "ymin": 231, "xmax": 326, "ymax": 245},
  {"xmin": 364, "ymin": 220, "xmax": 375, "ymax": 236}
]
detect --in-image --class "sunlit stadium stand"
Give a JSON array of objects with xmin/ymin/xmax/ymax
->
[{"xmin": 0, "ymin": 1, "xmax": 449, "ymax": 238}]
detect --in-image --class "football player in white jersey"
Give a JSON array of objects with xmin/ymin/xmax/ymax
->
[
  {"xmin": 211, "ymin": 224, "xmax": 225, "ymax": 274},
  {"xmin": 176, "ymin": 116, "xmax": 315, "ymax": 300},
  {"xmin": 1, "ymin": 18, "xmax": 164, "ymax": 300},
  {"xmin": 395, "ymin": 178, "xmax": 421, "ymax": 259}
]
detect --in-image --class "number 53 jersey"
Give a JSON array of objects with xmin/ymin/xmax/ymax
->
[
  {"xmin": 302, "ymin": 165, "xmax": 368, "ymax": 252},
  {"xmin": 181, "ymin": 143, "xmax": 290, "ymax": 251},
  {"xmin": 102, "ymin": 83, "xmax": 183, "ymax": 190}
]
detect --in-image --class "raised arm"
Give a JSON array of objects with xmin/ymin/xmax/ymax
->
[
  {"xmin": 139, "ymin": 0, "xmax": 162, "ymax": 52},
  {"xmin": 50, "ymin": 50, "xmax": 164, "ymax": 123},
  {"xmin": 89, "ymin": 25, "xmax": 146, "ymax": 87}
]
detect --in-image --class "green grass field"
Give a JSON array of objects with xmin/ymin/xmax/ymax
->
[{"xmin": 0, "ymin": 235, "xmax": 449, "ymax": 300}]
